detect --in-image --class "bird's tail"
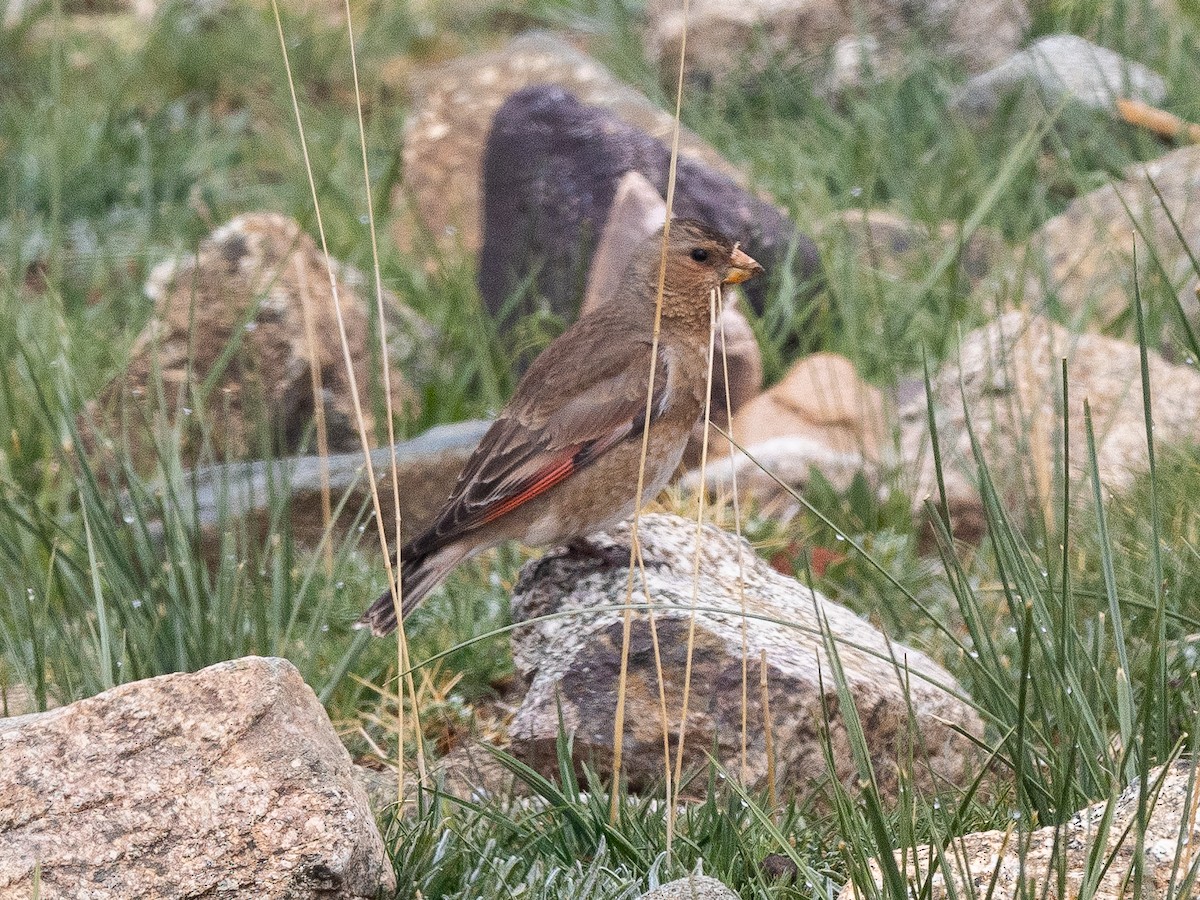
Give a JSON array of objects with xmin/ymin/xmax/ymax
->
[{"xmin": 356, "ymin": 543, "xmax": 468, "ymax": 636}]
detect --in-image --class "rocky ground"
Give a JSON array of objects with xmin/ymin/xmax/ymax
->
[{"xmin": 3, "ymin": 0, "xmax": 1200, "ymax": 896}]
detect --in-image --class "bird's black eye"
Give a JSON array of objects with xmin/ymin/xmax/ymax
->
[{"xmin": 690, "ymin": 247, "xmax": 709, "ymax": 262}]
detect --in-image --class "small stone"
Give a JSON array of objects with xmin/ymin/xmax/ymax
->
[
  {"xmin": 639, "ymin": 874, "xmax": 741, "ymax": 900},
  {"xmin": 821, "ymin": 34, "xmax": 899, "ymax": 99},
  {"xmin": 723, "ymin": 353, "xmax": 886, "ymax": 462},
  {"xmin": 952, "ymin": 34, "xmax": 1167, "ymax": 118},
  {"xmin": 760, "ymin": 853, "xmax": 800, "ymax": 881}
]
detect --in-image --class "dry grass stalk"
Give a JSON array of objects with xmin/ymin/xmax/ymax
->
[
  {"xmin": 292, "ymin": 253, "xmax": 334, "ymax": 577},
  {"xmin": 610, "ymin": 0, "xmax": 693, "ymax": 844},
  {"xmin": 1116, "ymin": 97, "xmax": 1200, "ymax": 144},
  {"xmin": 760, "ymin": 648, "xmax": 777, "ymax": 813}
]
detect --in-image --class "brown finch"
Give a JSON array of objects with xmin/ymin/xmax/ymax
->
[{"xmin": 358, "ymin": 219, "xmax": 763, "ymax": 635}]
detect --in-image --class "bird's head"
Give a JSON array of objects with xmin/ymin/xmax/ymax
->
[{"xmin": 631, "ymin": 219, "xmax": 764, "ymax": 326}]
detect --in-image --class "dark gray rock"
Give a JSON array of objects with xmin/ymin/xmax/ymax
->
[
  {"xmin": 478, "ymin": 86, "xmax": 821, "ymax": 331},
  {"xmin": 159, "ymin": 419, "xmax": 491, "ymax": 556},
  {"xmin": 394, "ymin": 31, "xmax": 746, "ymax": 259}
]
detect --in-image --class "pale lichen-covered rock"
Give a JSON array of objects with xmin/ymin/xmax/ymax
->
[
  {"xmin": 89, "ymin": 212, "xmax": 433, "ymax": 470},
  {"xmin": 639, "ymin": 874, "xmax": 741, "ymax": 900},
  {"xmin": 899, "ymin": 311, "xmax": 1200, "ymax": 540},
  {"xmin": 645, "ymin": 0, "xmax": 1028, "ymax": 86},
  {"xmin": 953, "ymin": 34, "xmax": 1168, "ymax": 118},
  {"xmin": 684, "ymin": 353, "xmax": 885, "ymax": 514},
  {"xmin": 1022, "ymin": 144, "xmax": 1200, "ymax": 345},
  {"xmin": 841, "ymin": 759, "xmax": 1200, "ymax": 900},
  {"xmin": 508, "ymin": 514, "xmax": 984, "ymax": 803},
  {"xmin": 0, "ymin": 657, "xmax": 394, "ymax": 899}
]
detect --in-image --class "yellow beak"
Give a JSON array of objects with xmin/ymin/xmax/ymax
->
[{"xmin": 723, "ymin": 245, "xmax": 765, "ymax": 284}]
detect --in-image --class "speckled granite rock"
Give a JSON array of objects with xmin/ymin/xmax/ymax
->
[
  {"xmin": 88, "ymin": 212, "xmax": 434, "ymax": 470},
  {"xmin": 841, "ymin": 758, "xmax": 1200, "ymax": 899},
  {"xmin": 899, "ymin": 311, "xmax": 1200, "ymax": 540},
  {"xmin": 508, "ymin": 514, "xmax": 983, "ymax": 802},
  {"xmin": 1022, "ymin": 144, "xmax": 1200, "ymax": 345},
  {"xmin": 0, "ymin": 657, "xmax": 393, "ymax": 899},
  {"xmin": 639, "ymin": 874, "xmax": 740, "ymax": 900}
]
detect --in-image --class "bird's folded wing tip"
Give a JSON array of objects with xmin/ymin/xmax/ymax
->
[{"xmin": 353, "ymin": 613, "xmax": 397, "ymax": 637}]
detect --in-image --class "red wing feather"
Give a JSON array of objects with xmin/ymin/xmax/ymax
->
[
  {"xmin": 476, "ymin": 452, "xmax": 578, "ymax": 525},
  {"xmin": 472, "ymin": 411, "xmax": 640, "ymax": 527},
  {"xmin": 405, "ymin": 351, "xmax": 672, "ymax": 559}
]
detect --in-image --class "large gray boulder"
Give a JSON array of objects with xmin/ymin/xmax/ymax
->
[
  {"xmin": 0, "ymin": 657, "xmax": 394, "ymax": 899},
  {"xmin": 508, "ymin": 514, "xmax": 984, "ymax": 804}
]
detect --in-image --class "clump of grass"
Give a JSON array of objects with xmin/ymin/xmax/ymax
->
[{"xmin": 382, "ymin": 738, "xmax": 840, "ymax": 899}]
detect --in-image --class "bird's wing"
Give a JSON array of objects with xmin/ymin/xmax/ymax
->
[{"xmin": 408, "ymin": 341, "xmax": 672, "ymax": 556}]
